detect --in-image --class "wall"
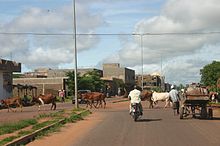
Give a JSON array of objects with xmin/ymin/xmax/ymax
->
[
  {"xmin": 0, "ymin": 72, "xmax": 13, "ymax": 99},
  {"xmin": 13, "ymin": 77, "xmax": 67, "ymax": 97}
]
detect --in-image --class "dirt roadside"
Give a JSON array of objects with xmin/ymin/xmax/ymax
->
[
  {"xmin": 27, "ymin": 101, "xmax": 128, "ymax": 146},
  {"xmin": 27, "ymin": 112, "xmax": 106, "ymax": 146}
]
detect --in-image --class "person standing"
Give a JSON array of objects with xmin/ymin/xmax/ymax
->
[
  {"xmin": 169, "ymin": 85, "xmax": 180, "ymax": 115},
  {"xmin": 59, "ymin": 89, "xmax": 65, "ymax": 103}
]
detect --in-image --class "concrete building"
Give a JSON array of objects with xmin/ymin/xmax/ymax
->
[
  {"xmin": 0, "ymin": 59, "xmax": 21, "ymax": 99},
  {"xmin": 23, "ymin": 68, "xmax": 103, "ymax": 78},
  {"xmin": 14, "ymin": 64, "xmax": 135, "ymax": 97},
  {"xmin": 103, "ymin": 63, "xmax": 135, "ymax": 85},
  {"xmin": 13, "ymin": 77, "xmax": 67, "ymax": 96},
  {"xmin": 14, "ymin": 68, "xmax": 103, "ymax": 96},
  {"xmin": 102, "ymin": 63, "xmax": 135, "ymax": 95}
]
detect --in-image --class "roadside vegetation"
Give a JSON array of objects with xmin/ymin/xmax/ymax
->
[
  {"xmin": 65, "ymin": 70, "xmax": 105, "ymax": 96},
  {"xmin": 200, "ymin": 61, "xmax": 220, "ymax": 92},
  {"xmin": 0, "ymin": 108, "xmax": 91, "ymax": 146}
]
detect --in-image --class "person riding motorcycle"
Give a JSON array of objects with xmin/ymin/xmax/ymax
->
[{"xmin": 128, "ymin": 85, "xmax": 143, "ymax": 115}]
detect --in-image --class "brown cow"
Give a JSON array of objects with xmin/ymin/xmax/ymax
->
[
  {"xmin": 1, "ymin": 96, "xmax": 23, "ymax": 112},
  {"xmin": 141, "ymin": 90, "xmax": 153, "ymax": 108},
  {"xmin": 80, "ymin": 92, "xmax": 106, "ymax": 109},
  {"xmin": 32, "ymin": 93, "xmax": 56, "ymax": 111}
]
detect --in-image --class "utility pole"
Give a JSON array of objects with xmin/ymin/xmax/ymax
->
[
  {"xmin": 72, "ymin": 0, "xmax": 78, "ymax": 108},
  {"xmin": 141, "ymin": 34, "xmax": 144, "ymax": 90}
]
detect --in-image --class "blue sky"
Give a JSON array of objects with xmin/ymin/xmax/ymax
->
[{"xmin": 0, "ymin": 0, "xmax": 220, "ymax": 85}]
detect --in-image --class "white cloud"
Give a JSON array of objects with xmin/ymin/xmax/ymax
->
[
  {"xmin": 0, "ymin": 3, "xmax": 105, "ymax": 69},
  {"xmin": 102, "ymin": 0, "xmax": 220, "ymax": 85}
]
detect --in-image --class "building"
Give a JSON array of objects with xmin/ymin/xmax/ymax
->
[
  {"xmin": 14, "ymin": 68, "xmax": 103, "ymax": 96},
  {"xmin": 23, "ymin": 68, "xmax": 103, "ymax": 78},
  {"xmin": 103, "ymin": 63, "xmax": 135, "ymax": 85},
  {"xmin": 14, "ymin": 64, "xmax": 135, "ymax": 97},
  {"xmin": 102, "ymin": 63, "xmax": 135, "ymax": 94},
  {"xmin": 0, "ymin": 59, "xmax": 21, "ymax": 100}
]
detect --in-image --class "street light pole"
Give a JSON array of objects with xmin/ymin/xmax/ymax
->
[
  {"xmin": 72, "ymin": 0, "xmax": 78, "ymax": 108},
  {"xmin": 141, "ymin": 34, "xmax": 144, "ymax": 90}
]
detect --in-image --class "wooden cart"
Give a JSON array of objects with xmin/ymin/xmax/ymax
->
[{"xmin": 180, "ymin": 94, "xmax": 213, "ymax": 119}]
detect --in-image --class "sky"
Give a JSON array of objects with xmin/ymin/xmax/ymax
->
[{"xmin": 0, "ymin": 0, "xmax": 220, "ymax": 85}]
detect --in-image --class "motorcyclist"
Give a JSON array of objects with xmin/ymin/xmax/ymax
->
[{"xmin": 128, "ymin": 85, "xmax": 143, "ymax": 115}]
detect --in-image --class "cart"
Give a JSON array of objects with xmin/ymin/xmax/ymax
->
[{"xmin": 180, "ymin": 94, "xmax": 213, "ymax": 119}]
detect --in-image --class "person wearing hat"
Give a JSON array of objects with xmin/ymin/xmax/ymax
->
[{"xmin": 169, "ymin": 85, "xmax": 180, "ymax": 115}]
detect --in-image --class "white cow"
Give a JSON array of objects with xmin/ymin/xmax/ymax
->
[{"xmin": 151, "ymin": 92, "xmax": 171, "ymax": 108}]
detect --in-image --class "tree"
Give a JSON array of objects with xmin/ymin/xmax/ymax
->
[
  {"xmin": 81, "ymin": 70, "xmax": 104, "ymax": 91},
  {"xmin": 65, "ymin": 71, "xmax": 81, "ymax": 96},
  {"xmin": 200, "ymin": 61, "xmax": 220, "ymax": 89},
  {"xmin": 65, "ymin": 70, "xmax": 105, "ymax": 95}
]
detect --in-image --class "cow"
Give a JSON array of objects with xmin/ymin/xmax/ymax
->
[
  {"xmin": 151, "ymin": 91, "xmax": 171, "ymax": 108},
  {"xmin": 80, "ymin": 92, "xmax": 106, "ymax": 109},
  {"xmin": 140, "ymin": 90, "xmax": 153, "ymax": 108},
  {"xmin": 0, "ymin": 96, "xmax": 23, "ymax": 112},
  {"xmin": 32, "ymin": 93, "xmax": 56, "ymax": 111}
]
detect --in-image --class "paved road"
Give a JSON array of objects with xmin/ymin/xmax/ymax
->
[
  {"xmin": 73, "ymin": 102, "xmax": 220, "ymax": 146},
  {"xmin": 1, "ymin": 98, "xmax": 220, "ymax": 146}
]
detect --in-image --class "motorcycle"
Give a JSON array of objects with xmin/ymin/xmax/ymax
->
[{"xmin": 130, "ymin": 103, "xmax": 142, "ymax": 121}]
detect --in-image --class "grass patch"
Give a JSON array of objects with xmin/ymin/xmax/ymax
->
[
  {"xmin": 37, "ymin": 110, "xmax": 65, "ymax": 119},
  {"xmin": 0, "ymin": 119, "xmax": 37, "ymax": 135},
  {"xmin": 0, "ymin": 109, "xmax": 91, "ymax": 146},
  {"xmin": 18, "ymin": 130, "xmax": 32, "ymax": 136},
  {"xmin": 0, "ymin": 136, "xmax": 18, "ymax": 146},
  {"xmin": 32, "ymin": 120, "xmax": 57, "ymax": 131}
]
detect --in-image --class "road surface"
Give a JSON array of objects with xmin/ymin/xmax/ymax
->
[{"xmin": 27, "ymin": 99, "xmax": 220, "ymax": 146}]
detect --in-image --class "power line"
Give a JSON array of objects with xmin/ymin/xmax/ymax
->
[{"xmin": 0, "ymin": 31, "xmax": 220, "ymax": 36}]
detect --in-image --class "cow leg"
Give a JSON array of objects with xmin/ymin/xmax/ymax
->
[
  {"xmin": 7, "ymin": 106, "xmax": 10, "ymax": 112},
  {"xmin": 149, "ymin": 100, "xmax": 153, "ymax": 108},
  {"xmin": 51, "ymin": 104, "xmax": 53, "ymax": 110},
  {"xmin": 93, "ymin": 100, "xmax": 98, "ymax": 108},
  {"xmin": 103, "ymin": 99, "xmax": 106, "ymax": 108},
  {"xmin": 17, "ymin": 101, "xmax": 23, "ymax": 112},
  {"xmin": 51, "ymin": 102, "xmax": 56, "ymax": 110},
  {"xmin": 38, "ymin": 105, "xmax": 41, "ymax": 111}
]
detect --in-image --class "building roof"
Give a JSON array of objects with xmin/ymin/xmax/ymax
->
[{"xmin": 0, "ymin": 59, "xmax": 21, "ymax": 72}]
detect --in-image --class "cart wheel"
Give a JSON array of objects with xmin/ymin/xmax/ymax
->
[
  {"xmin": 180, "ymin": 107, "xmax": 184, "ymax": 119},
  {"xmin": 201, "ymin": 106, "xmax": 207, "ymax": 119},
  {"xmin": 191, "ymin": 106, "xmax": 196, "ymax": 118},
  {"xmin": 208, "ymin": 108, "xmax": 213, "ymax": 119}
]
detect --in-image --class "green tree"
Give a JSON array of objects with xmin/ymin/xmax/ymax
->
[
  {"xmin": 65, "ymin": 71, "xmax": 81, "ymax": 96},
  {"xmin": 200, "ymin": 61, "xmax": 220, "ymax": 88},
  {"xmin": 81, "ymin": 70, "xmax": 104, "ymax": 91},
  {"xmin": 65, "ymin": 70, "xmax": 104, "ymax": 94}
]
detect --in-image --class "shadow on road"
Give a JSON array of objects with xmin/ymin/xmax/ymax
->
[
  {"xmin": 136, "ymin": 118, "xmax": 162, "ymax": 122},
  {"xmin": 198, "ymin": 117, "xmax": 220, "ymax": 120}
]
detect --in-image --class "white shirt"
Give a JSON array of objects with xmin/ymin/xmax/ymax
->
[
  {"xmin": 169, "ymin": 89, "xmax": 180, "ymax": 102},
  {"xmin": 128, "ymin": 89, "xmax": 141, "ymax": 103}
]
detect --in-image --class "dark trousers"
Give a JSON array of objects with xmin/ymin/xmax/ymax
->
[{"xmin": 173, "ymin": 101, "xmax": 180, "ymax": 114}]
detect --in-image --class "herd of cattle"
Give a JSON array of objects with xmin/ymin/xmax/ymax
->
[
  {"xmin": 0, "ymin": 91, "xmax": 107, "ymax": 112},
  {"xmin": 0, "ymin": 88, "xmax": 219, "ymax": 113}
]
